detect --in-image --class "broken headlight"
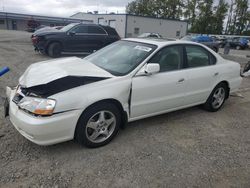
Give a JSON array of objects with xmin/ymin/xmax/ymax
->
[{"xmin": 18, "ymin": 97, "xmax": 56, "ymax": 116}]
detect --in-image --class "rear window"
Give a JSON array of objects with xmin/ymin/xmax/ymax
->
[
  {"xmin": 88, "ymin": 26, "xmax": 106, "ymax": 34},
  {"xmin": 103, "ymin": 26, "xmax": 119, "ymax": 36},
  {"xmin": 186, "ymin": 45, "xmax": 210, "ymax": 67}
]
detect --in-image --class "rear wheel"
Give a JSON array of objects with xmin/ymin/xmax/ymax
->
[
  {"xmin": 48, "ymin": 42, "xmax": 62, "ymax": 58},
  {"xmin": 203, "ymin": 83, "xmax": 228, "ymax": 112},
  {"xmin": 236, "ymin": 45, "xmax": 241, "ymax": 50},
  {"xmin": 75, "ymin": 102, "xmax": 121, "ymax": 148}
]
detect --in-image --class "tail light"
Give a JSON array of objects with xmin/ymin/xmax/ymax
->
[{"xmin": 31, "ymin": 36, "xmax": 39, "ymax": 44}]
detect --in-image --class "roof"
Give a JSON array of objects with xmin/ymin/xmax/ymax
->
[
  {"xmin": 122, "ymin": 38, "xmax": 222, "ymax": 62},
  {"xmin": 123, "ymin": 38, "xmax": 202, "ymax": 47},
  {"xmin": 71, "ymin": 12, "xmax": 188, "ymax": 23}
]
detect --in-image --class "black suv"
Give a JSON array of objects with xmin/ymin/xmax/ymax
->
[{"xmin": 31, "ymin": 23, "xmax": 120, "ymax": 57}]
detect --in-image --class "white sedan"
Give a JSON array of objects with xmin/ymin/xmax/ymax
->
[{"xmin": 5, "ymin": 38, "xmax": 242, "ymax": 147}]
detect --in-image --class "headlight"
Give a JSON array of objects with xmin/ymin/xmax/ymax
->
[{"xmin": 18, "ymin": 97, "xmax": 56, "ymax": 115}]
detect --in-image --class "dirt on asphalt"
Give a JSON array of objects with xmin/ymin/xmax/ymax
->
[{"xmin": 0, "ymin": 30, "xmax": 250, "ymax": 188}]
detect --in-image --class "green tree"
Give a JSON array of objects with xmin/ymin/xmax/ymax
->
[
  {"xmin": 126, "ymin": 0, "xmax": 184, "ymax": 19},
  {"xmin": 183, "ymin": 0, "xmax": 198, "ymax": 27},
  {"xmin": 226, "ymin": 0, "xmax": 249, "ymax": 35},
  {"xmin": 126, "ymin": 0, "xmax": 157, "ymax": 17},
  {"xmin": 191, "ymin": 0, "xmax": 214, "ymax": 34},
  {"xmin": 212, "ymin": 0, "xmax": 229, "ymax": 34},
  {"xmin": 235, "ymin": 0, "xmax": 249, "ymax": 34}
]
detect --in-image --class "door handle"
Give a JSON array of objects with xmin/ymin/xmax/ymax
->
[
  {"xmin": 214, "ymin": 72, "xmax": 219, "ymax": 76},
  {"xmin": 178, "ymin": 78, "xmax": 185, "ymax": 83}
]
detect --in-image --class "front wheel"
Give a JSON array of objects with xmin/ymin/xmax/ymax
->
[
  {"xmin": 203, "ymin": 83, "xmax": 228, "ymax": 112},
  {"xmin": 75, "ymin": 102, "xmax": 121, "ymax": 148}
]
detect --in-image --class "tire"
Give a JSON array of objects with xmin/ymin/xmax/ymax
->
[
  {"xmin": 203, "ymin": 83, "xmax": 228, "ymax": 112},
  {"xmin": 236, "ymin": 45, "xmax": 241, "ymax": 50},
  {"xmin": 48, "ymin": 42, "xmax": 62, "ymax": 58},
  {"xmin": 75, "ymin": 102, "xmax": 121, "ymax": 148}
]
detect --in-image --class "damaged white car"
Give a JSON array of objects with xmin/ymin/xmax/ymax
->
[{"xmin": 5, "ymin": 39, "xmax": 243, "ymax": 147}]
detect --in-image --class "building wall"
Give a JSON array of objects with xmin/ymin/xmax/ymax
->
[
  {"xmin": 71, "ymin": 13, "xmax": 127, "ymax": 38},
  {"xmin": 126, "ymin": 15, "xmax": 188, "ymax": 38},
  {"xmin": 0, "ymin": 18, "xmax": 7, "ymax": 29},
  {"xmin": 16, "ymin": 20, "xmax": 27, "ymax": 30}
]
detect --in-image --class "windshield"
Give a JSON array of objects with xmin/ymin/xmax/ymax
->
[
  {"xmin": 85, "ymin": 40, "xmax": 157, "ymax": 76},
  {"xmin": 60, "ymin": 23, "xmax": 78, "ymax": 32}
]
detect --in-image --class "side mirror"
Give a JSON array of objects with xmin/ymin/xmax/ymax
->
[
  {"xmin": 68, "ymin": 31, "xmax": 76, "ymax": 36},
  {"xmin": 145, "ymin": 63, "xmax": 160, "ymax": 75},
  {"xmin": 136, "ymin": 63, "xmax": 160, "ymax": 76}
]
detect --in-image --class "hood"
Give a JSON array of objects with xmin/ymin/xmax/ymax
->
[
  {"xmin": 19, "ymin": 57, "xmax": 114, "ymax": 88},
  {"xmin": 33, "ymin": 27, "xmax": 58, "ymax": 35},
  {"xmin": 34, "ymin": 29, "xmax": 64, "ymax": 36}
]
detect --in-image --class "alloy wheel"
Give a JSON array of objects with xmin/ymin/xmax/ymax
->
[
  {"xmin": 212, "ymin": 87, "xmax": 225, "ymax": 109},
  {"xmin": 85, "ymin": 111, "xmax": 116, "ymax": 143}
]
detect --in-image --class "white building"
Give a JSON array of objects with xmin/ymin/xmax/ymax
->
[{"xmin": 71, "ymin": 13, "xmax": 188, "ymax": 38}]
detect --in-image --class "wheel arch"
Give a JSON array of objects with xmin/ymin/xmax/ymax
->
[
  {"xmin": 45, "ymin": 40, "xmax": 63, "ymax": 53},
  {"xmin": 75, "ymin": 98, "xmax": 128, "ymax": 138}
]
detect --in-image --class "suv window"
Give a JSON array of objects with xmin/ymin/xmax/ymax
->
[
  {"xmin": 88, "ymin": 26, "xmax": 106, "ymax": 34},
  {"xmin": 185, "ymin": 45, "xmax": 210, "ymax": 68},
  {"xmin": 72, "ymin": 25, "xmax": 88, "ymax": 33},
  {"xmin": 149, "ymin": 45, "xmax": 183, "ymax": 72},
  {"xmin": 149, "ymin": 34, "xmax": 158, "ymax": 38},
  {"xmin": 103, "ymin": 26, "xmax": 119, "ymax": 36}
]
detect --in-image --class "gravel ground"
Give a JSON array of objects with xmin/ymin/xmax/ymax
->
[{"xmin": 0, "ymin": 30, "xmax": 250, "ymax": 188}]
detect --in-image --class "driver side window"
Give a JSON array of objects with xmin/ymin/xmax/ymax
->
[{"xmin": 148, "ymin": 45, "xmax": 183, "ymax": 72}]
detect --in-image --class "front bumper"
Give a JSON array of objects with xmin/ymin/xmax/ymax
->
[
  {"xmin": 33, "ymin": 44, "xmax": 46, "ymax": 54},
  {"xmin": 6, "ymin": 87, "xmax": 82, "ymax": 145}
]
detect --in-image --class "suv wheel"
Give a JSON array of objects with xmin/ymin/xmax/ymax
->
[
  {"xmin": 75, "ymin": 102, "xmax": 121, "ymax": 148},
  {"xmin": 236, "ymin": 45, "xmax": 241, "ymax": 50},
  {"xmin": 48, "ymin": 42, "xmax": 62, "ymax": 58}
]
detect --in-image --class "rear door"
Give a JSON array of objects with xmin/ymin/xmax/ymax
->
[
  {"xmin": 64, "ymin": 25, "xmax": 89, "ymax": 52},
  {"xmin": 131, "ymin": 45, "xmax": 188, "ymax": 118},
  {"xmin": 86, "ymin": 25, "xmax": 107, "ymax": 51},
  {"xmin": 182, "ymin": 44, "xmax": 218, "ymax": 105},
  {"xmin": 64, "ymin": 25, "xmax": 107, "ymax": 52}
]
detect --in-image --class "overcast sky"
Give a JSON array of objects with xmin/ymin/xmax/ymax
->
[{"xmin": 0, "ymin": 0, "xmax": 133, "ymax": 17}]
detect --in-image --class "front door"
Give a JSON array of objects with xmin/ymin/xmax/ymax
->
[{"xmin": 131, "ymin": 45, "xmax": 187, "ymax": 118}]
